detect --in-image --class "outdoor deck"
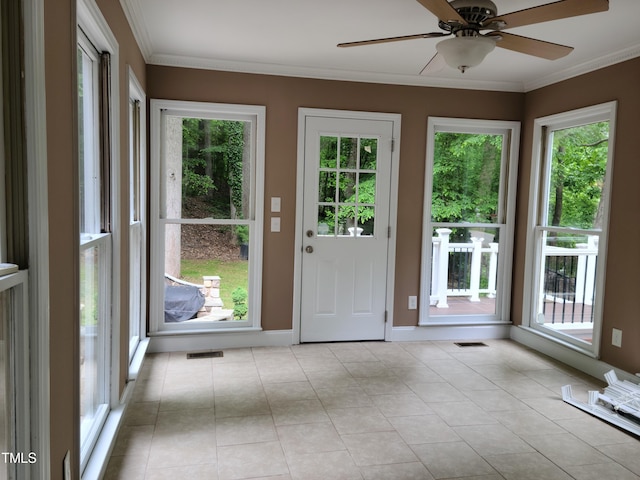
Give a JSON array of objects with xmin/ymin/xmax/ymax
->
[{"xmin": 428, "ymin": 296, "xmax": 594, "ymax": 342}]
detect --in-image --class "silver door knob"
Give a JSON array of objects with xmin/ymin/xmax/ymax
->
[
  {"xmin": 306, "ymin": 230, "xmax": 314, "ymax": 238},
  {"xmin": 305, "ymin": 245, "xmax": 314, "ymax": 253}
]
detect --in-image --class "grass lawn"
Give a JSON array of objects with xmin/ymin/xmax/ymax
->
[{"xmin": 181, "ymin": 258, "xmax": 248, "ymax": 309}]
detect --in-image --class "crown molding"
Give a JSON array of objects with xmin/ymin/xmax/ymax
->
[
  {"xmin": 148, "ymin": 53, "xmax": 525, "ymax": 93},
  {"xmin": 524, "ymin": 43, "xmax": 640, "ymax": 92},
  {"xmin": 119, "ymin": 0, "xmax": 153, "ymax": 62}
]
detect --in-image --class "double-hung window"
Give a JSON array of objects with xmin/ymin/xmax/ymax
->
[
  {"xmin": 524, "ymin": 102, "xmax": 616, "ymax": 356},
  {"xmin": 128, "ymin": 70, "xmax": 146, "ymax": 364},
  {"xmin": 150, "ymin": 100, "xmax": 265, "ymax": 334},
  {"xmin": 420, "ymin": 118, "xmax": 520, "ymax": 325},
  {"xmin": 77, "ymin": 0, "xmax": 119, "ymax": 469}
]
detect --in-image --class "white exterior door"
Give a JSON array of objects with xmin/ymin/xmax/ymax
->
[{"xmin": 300, "ymin": 115, "xmax": 394, "ymax": 342}]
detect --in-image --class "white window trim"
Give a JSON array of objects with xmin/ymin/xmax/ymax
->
[
  {"xmin": 522, "ymin": 101, "xmax": 617, "ymax": 359},
  {"xmin": 127, "ymin": 67, "xmax": 148, "ymax": 374},
  {"xmin": 77, "ymin": 0, "xmax": 121, "ymax": 476},
  {"xmin": 149, "ymin": 99, "xmax": 265, "ymax": 335},
  {"xmin": 419, "ymin": 117, "xmax": 520, "ymax": 326}
]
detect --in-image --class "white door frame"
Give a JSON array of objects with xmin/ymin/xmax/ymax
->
[{"xmin": 292, "ymin": 108, "xmax": 401, "ymax": 343}]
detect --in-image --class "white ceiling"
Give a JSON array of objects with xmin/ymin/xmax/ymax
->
[{"xmin": 121, "ymin": 0, "xmax": 640, "ymax": 92}]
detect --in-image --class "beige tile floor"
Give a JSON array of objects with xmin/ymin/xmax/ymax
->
[{"xmin": 104, "ymin": 340, "xmax": 640, "ymax": 480}]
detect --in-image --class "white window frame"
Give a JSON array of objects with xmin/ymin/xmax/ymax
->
[
  {"xmin": 149, "ymin": 100, "xmax": 265, "ymax": 335},
  {"xmin": 127, "ymin": 68, "xmax": 147, "ymax": 368},
  {"xmin": 522, "ymin": 101, "xmax": 617, "ymax": 358},
  {"xmin": 419, "ymin": 117, "xmax": 520, "ymax": 325},
  {"xmin": 77, "ymin": 0, "xmax": 120, "ymax": 474}
]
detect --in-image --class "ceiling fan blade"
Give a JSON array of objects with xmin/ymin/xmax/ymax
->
[
  {"xmin": 488, "ymin": 32, "xmax": 573, "ymax": 60},
  {"xmin": 489, "ymin": 0, "xmax": 608, "ymax": 30},
  {"xmin": 420, "ymin": 53, "xmax": 446, "ymax": 75},
  {"xmin": 415, "ymin": 0, "xmax": 467, "ymax": 25},
  {"xmin": 337, "ymin": 32, "xmax": 446, "ymax": 48}
]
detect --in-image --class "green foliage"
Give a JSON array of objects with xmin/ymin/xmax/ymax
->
[
  {"xmin": 180, "ymin": 258, "xmax": 248, "ymax": 309},
  {"xmin": 431, "ymin": 133, "xmax": 502, "ymax": 224},
  {"xmin": 548, "ymin": 122, "xmax": 609, "ymax": 229},
  {"xmin": 317, "ymin": 136, "xmax": 377, "ymax": 234},
  {"xmin": 181, "ymin": 118, "xmax": 247, "ymax": 217},
  {"xmin": 231, "ymin": 287, "xmax": 248, "ymax": 320},
  {"xmin": 235, "ymin": 225, "xmax": 249, "ymax": 244}
]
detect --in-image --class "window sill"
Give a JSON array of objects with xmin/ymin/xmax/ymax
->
[{"xmin": 148, "ymin": 326, "xmax": 263, "ymax": 336}]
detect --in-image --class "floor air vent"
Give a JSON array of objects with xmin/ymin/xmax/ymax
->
[
  {"xmin": 454, "ymin": 342, "xmax": 488, "ymax": 347},
  {"xmin": 186, "ymin": 350, "xmax": 224, "ymax": 359}
]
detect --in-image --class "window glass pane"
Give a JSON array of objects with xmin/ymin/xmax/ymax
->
[
  {"xmin": 130, "ymin": 99, "xmax": 141, "ymax": 223},
  {"xmin": 535, "ymin": 231, "xmax": 598, "ymax": 345},
  {"xmin": 428, "ymin": 226, "xmax": 500, "ymax": 316},
  {"xmin": 164, "ymin": 224, "xmax": 249, "ymax": 323},
  {"xmin": 432, "ymin": 132, "xmax": 502, "ymax": 223},
  {"xmin": 164, "ymin": 118, "xmax": 251, "ymax": 220},
  {"xmin": 78, "ymin": 44, "xmax": 99, "ymax": 234},
  {"xmin": 80, "ymin": 245, "xmax": 101, "ymax": 444},
  {"xmin": 340, "ymin": 137, "xmax": 358, "ymax": 169},
  {"xmin": 545, "ymin": 122, "xmax": 609, "ymax": 229},
  {"xmin": 319, "ymin": 136, "xmax": 337, "ymax": 168}
]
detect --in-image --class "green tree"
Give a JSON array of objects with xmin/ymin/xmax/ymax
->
[
  {"xmin": 181, "ymin": 118, "xmax": 247, "ymax": 221},
  {"xmin": 549, "ymin": 122, "xmax": 609, "ymax": 229},
  {"xmin": 431, "ymin": 133, "xmax": 502, "ymax": 224}
]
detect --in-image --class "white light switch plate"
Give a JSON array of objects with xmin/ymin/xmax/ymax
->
[
  {"xmin": 271, "ymin": 217, "xmax": 281, "ymax": 232},
  {"xmin": 271, "ymin": 197, "xmax": 281, "ymax": 213}
]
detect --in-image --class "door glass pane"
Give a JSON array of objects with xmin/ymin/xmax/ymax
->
[
  {"xmin": 360, "ymin": 138, "xmax": 377, "ymax": 170},
  {"xmin": 316, "ymin": 135, "xmax": 379, "ymax": 238},
  {"xmin": 163, "ymin": 118, "xmax": 251, "ymax": 220},
  {"xmin": 164, "ymin": 224, "xmax": 249, "ymax": 323},
  {"xmin": 340, "ymin": 137, "xmax": 358, "ymax": 169},
  {"xmin": 545, "ymin": 122, "xmax": 609, "ymax": 229},
  {"xmin": 320, "ymin": 136, "xmax": 337, "ymax": 168},
  {"xmin": 318, "ymin": 172, "xmax": 335, "ymax": 202},
  {"xmin": 338, "ymin": 172, "xmax": 356, "ymax": 203},
  {"xmin": 432, "ymin": 132, "xmax": 502, "ymax": 223},
  {"xmin": 318, "ymin": 206, "xmax": 335, "ymax": 236}
]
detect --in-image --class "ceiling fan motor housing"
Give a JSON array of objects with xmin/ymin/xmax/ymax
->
[{"xmin": 439, "ymin": 0, "xmax": 497, "ymax": 34}]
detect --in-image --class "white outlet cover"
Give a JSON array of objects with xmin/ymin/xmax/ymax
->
[{"xmin": 612, "ymin": 328, "xmax": 622, "ymax": 347}]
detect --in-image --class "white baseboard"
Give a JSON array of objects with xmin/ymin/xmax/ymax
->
[
  {"xmin": 511, "ymin": 325, "xmax": 638, "ymax": 383},
  {"xmin": 81, "ymin": 380, "xmax": 135, "ymax": 480},
  {"xmin": 148, "ymin": 329, "xmax": 295, "ymax": 353},
  {"xmin": 390, "ymin": 324, "xmax": 511, "ymax": 342}
]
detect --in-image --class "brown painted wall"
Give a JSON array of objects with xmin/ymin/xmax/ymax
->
[
  {"xmin": 45, "ymin": 0, "xmax": 79, "ymax": 477},
  {"xmin": 146, "ymin": 67, "xmax": 524, "ymax": 330},
  {"xmin": 44, "ymin": 0, "xmax": 145, "ymax": 477},
  {"xmin": 513, "ymin": 57, "xmax": 640, "ymax": 373}
]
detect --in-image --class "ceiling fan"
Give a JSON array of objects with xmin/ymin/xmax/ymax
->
[{"xmin": 337, "ymin": 0, "xmax": 609, "ymax": 74}]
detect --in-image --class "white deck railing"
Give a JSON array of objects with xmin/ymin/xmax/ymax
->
[
  {"xmin": 429, "ymin": 228, "xmax": 598, "ymax": 317},
  {"xmin": 430, "ymin": 228, "xmax": 498, "ymax": 308}
]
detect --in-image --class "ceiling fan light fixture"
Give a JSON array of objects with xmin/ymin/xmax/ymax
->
[{"xmin": 436, "ymin": 35, "xmax": 495, "ymax": 73}]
